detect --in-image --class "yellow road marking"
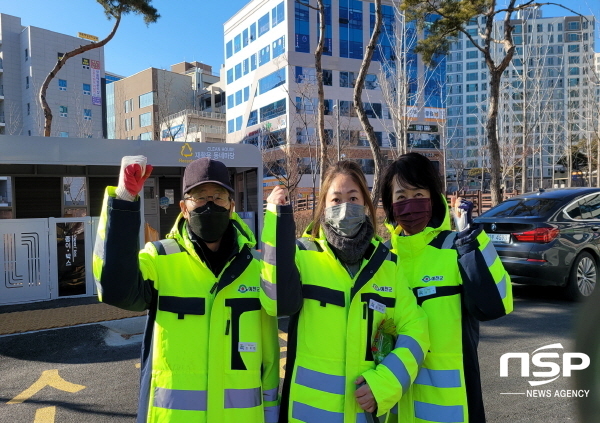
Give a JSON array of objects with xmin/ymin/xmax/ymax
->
[
  {"xmin": 34, "ymin": 406, "xmax": 56, "ymax": 423},
  {"xmin": 7, "ymin": 370, "xmax": 85, "ymax": 404}
]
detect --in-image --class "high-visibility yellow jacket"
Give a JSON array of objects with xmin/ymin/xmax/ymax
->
[
  {"xmin": 261, "ymin": 204, "xmax": 429, "ymax": 423},
  {"xmin": 387, "ymin": 196, "xmax": 513, "ymax": 423},
  {"xmin": 93, "ymin": 187, "xmax": 280, "ymax": 423}
]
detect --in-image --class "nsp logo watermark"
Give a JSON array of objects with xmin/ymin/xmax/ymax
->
[{"xmin": 500, "ymin": 343, "xmax": 590, "ymax": 387}]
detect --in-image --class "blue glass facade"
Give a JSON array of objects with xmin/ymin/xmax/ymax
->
[
  {"xmin": 339, "ymin": 0, "xmax": 363, "ymax": 59},
  {"xmin": 370, "ymin": 3, "xmax": 394, "ymax": 62},
  {"xmin": 317, "ymin": 0, "xmax": 333, "ymax": 55},
  {"xmin": 295, "ymin": 1, "xmax": 310, "ymax": 53}
]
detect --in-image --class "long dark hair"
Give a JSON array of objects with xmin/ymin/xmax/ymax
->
[
  {"xmin": 380, "ymin": 152, "xmax": 445, "ymax": 225},
  {"xmin": 310, "ymin": 161, "xmax": 376, "ymax": 238}
]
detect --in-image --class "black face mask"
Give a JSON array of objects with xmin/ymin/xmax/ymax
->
[{"xmin": 187, "ymin": 201, "xmax": 231, "ymax": 243}]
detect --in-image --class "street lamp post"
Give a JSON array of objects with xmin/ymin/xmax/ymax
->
[{"xmin": 333, "ymin": 99, "xmax": 340, "ymax": 162}]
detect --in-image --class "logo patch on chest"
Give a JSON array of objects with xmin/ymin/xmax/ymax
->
[
  {"xmin": 238, "ymin": 284, "xmax": 260, "ymax": 293},
  {"xmin": 372, "ymin": 283, "xmax": 393, "ymax": 292},
  {"xmin": 421, "ymin": 275, "xmax": 444, "ymax": 283}
]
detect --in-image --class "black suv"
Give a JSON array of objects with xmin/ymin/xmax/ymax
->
[{"xmin": 475, "ymin": 188, "xmax": 600, "ymax": 300}]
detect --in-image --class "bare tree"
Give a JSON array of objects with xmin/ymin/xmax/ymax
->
[
  {"xmin": 39, "ymin": 0, "xmax": 159, "ymax": 136},
  {"xmin": 3, "ymin": 100, "xmax": 23, "ymax": 135},
  {"xmin": 354, "ymin": 0, "xmax": 386, "ymax": 205}
]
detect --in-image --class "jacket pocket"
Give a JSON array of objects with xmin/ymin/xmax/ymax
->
[{"xmin": 158, "ymin": 296, "xmax": 206, "ymax": 320}]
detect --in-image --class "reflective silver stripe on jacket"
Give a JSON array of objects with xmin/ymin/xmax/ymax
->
[{"xmin": 153, "ymin": 387, "xmax": 207, "ymax": 411}]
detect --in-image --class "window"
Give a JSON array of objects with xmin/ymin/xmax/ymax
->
[
  {"xmin": 466, "ymin": 84, "xmax": 478, "ymax": 92},
  {"xmin": 244, "ymin": 86, "xmax": 250, "ymax": 102},
  {"xmin": 242, "ymin": 29, "xmax": 249, "ymax": 48},
  {"xmin": 25, "ymin": 48, "xmax": 28, "ymax": 61},
  {"xmin": 259, "ymin": 68, "xmax": 286, "ymax": 95},
  {"xmin": 124, "ymin": 99, "xmax": 133, "ymax": 113},
  {"xmin": 234, "ymin": 34, "xmax": 242, "ymax": 53},
  {"xmin": 25, "ymin": 76, "xmax": 29, "ymax": 89},
  {"xmin": 27, "ymin": 103, "xmax": 30, "ymax": 115},
  {"xmin": 260, "ymin": 98, "xmax": 286, "ymax": 121},
  {"xmin": 250, "ymin": 23, "xmax": 257, "ymax": 42},
  {"xmin": 466, "ymin": 95, "xmax": 477, "ymax": 103},
  {"xmin": 139, "ymin": 112, "xmax": 152, "ymax": 127},
  {"xmin": 235, "ymin": 90, "xmax": 242, "ymax": 106},
  {"xmin": 537, "ymin": 24, "xmax": 543, "ymax": 32},
  {"xmin": 59, "ymin": 132, "xmax": 69, "ymax": 137},
  {"xmin": 569, "ymin": 56, "xmax": 580, "ymax": 64},
  {"xmin": 250, "ymin": 54, "xmax": 257, "ymax": 71},
  {"xmin": 59, "ymin": 106, "xmax": 68, "ymax": 118},
  {"xmin": 295, "ymin": 1, "xmax": 310, "ymax": 53},
  {"xmin": 365, "ymin": 74, "xmax": 378, "ymax": 90},
  {"xmin": 258, "ymin": 13, "xmax": 270, "ymax": 37},
  {"xmin": 226, "ymin": 41, "xmax": 233, "ymax": 58},
  {"xmin": 466, "ymin": 72, "xmax": 478, "ymax": 81},
  {"xmin": 227, "ymin": 94, "xmax": 234, "ymax": 109},
  {"xmin": 466, "ymin": 62, "xmax": 478, "ymax": 70},
  {"xmin": 568, "ymin": 33, "xmax": 581, "ymax": 42},
  {"xmin": 234, "ymin": 63, "xmax": 242, "ymax": 80},
  {"xmin": 466, "ymin": 116, "xmax": 478, "ymax": 125},
  {"xmin": 235, "ymin": 116, "xmax": 243, "ymax": 131},
  {"xmin": 272, "ymin": 2, "xmax": 285, "ymax": 27},
  {"xmin": 259, "ymin": 45, "xmax": 270, "ymax": 66},
  {"xmin": 139, "ymin": 132, "xmax": 152, "ymax": 140},
  {"xmin": 125, "ymin": 117, "xmax": 134, "ymax": 131},
  {"xmin": 227, "ymin": 69, "xmax": 233, "ymax": 84},
  {"xmin": 272, "ymin": 36, "xmax": 285, "ymax": 59},
  {"xmin": 243, "ymin": 58, "xmax": 249, "ymax": 75},
  {"xmin": 83, "ymin": 83, "xmax": 91, "ymax": 95},
  {"xmin": 323, "ymin": 69, "xmax": 332, "ymax": 86},
  {"xmin": 139, "ymin": 92, "xmax": 154, "ymax": 108},
  {"xmin": 340, "ymin": 71, "xmax": 356, "ymax": 88},
  {"xmin": 247, "ymin": 110, "xmax": 258, "ymax": 126},
  {"xmin": 568, "ymin": 21, "xmax": 580, "ymax": 31},
  {"xmin": 228, "ymin": 119, "xmax": 235, "ymax": 133},
  {"xmin": 83, "ymin": 109, "xmax": 92, "ymax": 120},
  {"xmin": 82, "ymin": 58, "xmax": 90, "ymax": 69},
  {"xmin": 466, "ymin": 50, "xmax": 478, "ymax": 59},
  {"xmin": 548, "ymin": 23, "xmax": 554, "ymax": 31}
]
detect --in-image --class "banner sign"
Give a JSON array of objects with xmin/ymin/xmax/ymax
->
[
  {"xmin": 56, "ymin": 222, "xmax": 86, "ymax": 297},
  {"xmin": 91, "ymin": 60, "xmax": 102, "ymax": 106}
]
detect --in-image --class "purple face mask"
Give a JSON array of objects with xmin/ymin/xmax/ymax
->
[{"xmin": 392, "ymin": 198, "xmax": 432, "ymax": 235}]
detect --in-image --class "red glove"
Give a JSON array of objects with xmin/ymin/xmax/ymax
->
[{"xmin": 116, "ymin": 156, "xmax": 153, "ymax": 201}]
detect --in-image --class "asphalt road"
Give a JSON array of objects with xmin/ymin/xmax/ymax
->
[{"xmin": 0, "ymin": 284, "xmax": 589, "ymax": 423}]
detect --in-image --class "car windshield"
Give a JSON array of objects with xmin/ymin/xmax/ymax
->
[{"xmin": 482, "ymin": 198, "xmax": 560, "ymax": 217}]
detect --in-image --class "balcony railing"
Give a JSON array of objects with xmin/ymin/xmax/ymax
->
[{"xmin": 166, "ymin": 109, "xmax": 225, "ymax": 122}]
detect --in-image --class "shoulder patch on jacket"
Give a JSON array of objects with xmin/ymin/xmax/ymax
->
[
  {"xmin": 296, "ymin": 238, "xmax": 322, "ymax": 252},
  {"xmin": 429, "ymin": 230, "xmax": 458, "ymax": 250},
  {"xmin": 152, "ymin": 239, "xmax": 184, "ymax": 255}
]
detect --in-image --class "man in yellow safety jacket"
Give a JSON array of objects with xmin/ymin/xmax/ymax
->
[{"xmin": 93, "ymin": 156, "xmax": 280, "ymax": 423}]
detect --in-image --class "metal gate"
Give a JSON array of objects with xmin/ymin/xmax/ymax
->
[
  {"xmin": 0, "ymin": 217, "xmax": 102, "ymax": 305},
  {"xmin": 0, "ymin": 219, "xmax": 51, "ymax": 305}
]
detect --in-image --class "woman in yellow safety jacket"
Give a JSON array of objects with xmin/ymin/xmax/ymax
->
[
  {"xmin": 380, "ymin": 152, "xmax": 513, "ymax": 423},
  {"xmin": 261, "ymin": 160, "xmax": 429, "ymax": 423}
]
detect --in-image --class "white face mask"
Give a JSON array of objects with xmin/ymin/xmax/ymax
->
[{"xmin": 324, "ymin": 202, "xmax": 366, "ymax": 238}]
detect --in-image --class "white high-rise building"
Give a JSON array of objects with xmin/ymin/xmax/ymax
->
[
  {"xmin": 445, "ymin": 9, "xmax": 597, "ymax": 191},
  {"xmin": 0, "ymin": 13, "xmax": 106, "ymax": 138},
  {"xmin": 223, "ymin": 0, "xmax": 447, "ymax": 186}
]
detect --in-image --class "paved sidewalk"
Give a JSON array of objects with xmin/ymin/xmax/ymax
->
[{"xmin": 0, "ymin": 297, "xmax": 146, "ymax": 336}]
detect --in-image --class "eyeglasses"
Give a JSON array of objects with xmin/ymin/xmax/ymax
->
[{"xmin": 184, "ymin": 194, "xmax": 230, "ymax": 208}]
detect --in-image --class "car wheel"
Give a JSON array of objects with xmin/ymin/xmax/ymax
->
[{"xmin": 567, "ymin": 251, "xmax": 598, "ymax": 301}]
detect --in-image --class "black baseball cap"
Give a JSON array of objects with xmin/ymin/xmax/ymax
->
[{"xmin": 183, "ymin": 158, "xmax": 234, "ymax": 194}]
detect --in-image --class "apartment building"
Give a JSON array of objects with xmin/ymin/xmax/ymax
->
[
  {"xmin": 223, "ymin": 0, "xmax": 446, "ymax": 186},
  {"xmin": 0, "ymin": 13, "xmax": 105, "ymax": 138},
  {"xmin": 107, "ymin": 62, "xmax": 225, "ymax": 141},
  {"xmin": 445, "ymin": 8, "xmax": 597, "ymax": 191}
]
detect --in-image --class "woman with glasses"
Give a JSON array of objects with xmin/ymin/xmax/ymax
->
[{"xmin": 260, "ymin": 160, "xmax": 429, "ymax": 423}]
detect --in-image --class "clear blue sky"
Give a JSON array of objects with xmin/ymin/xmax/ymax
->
[{"xmin": 1, "ymin": 0, "xmax": 598, "ymax": 78}]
